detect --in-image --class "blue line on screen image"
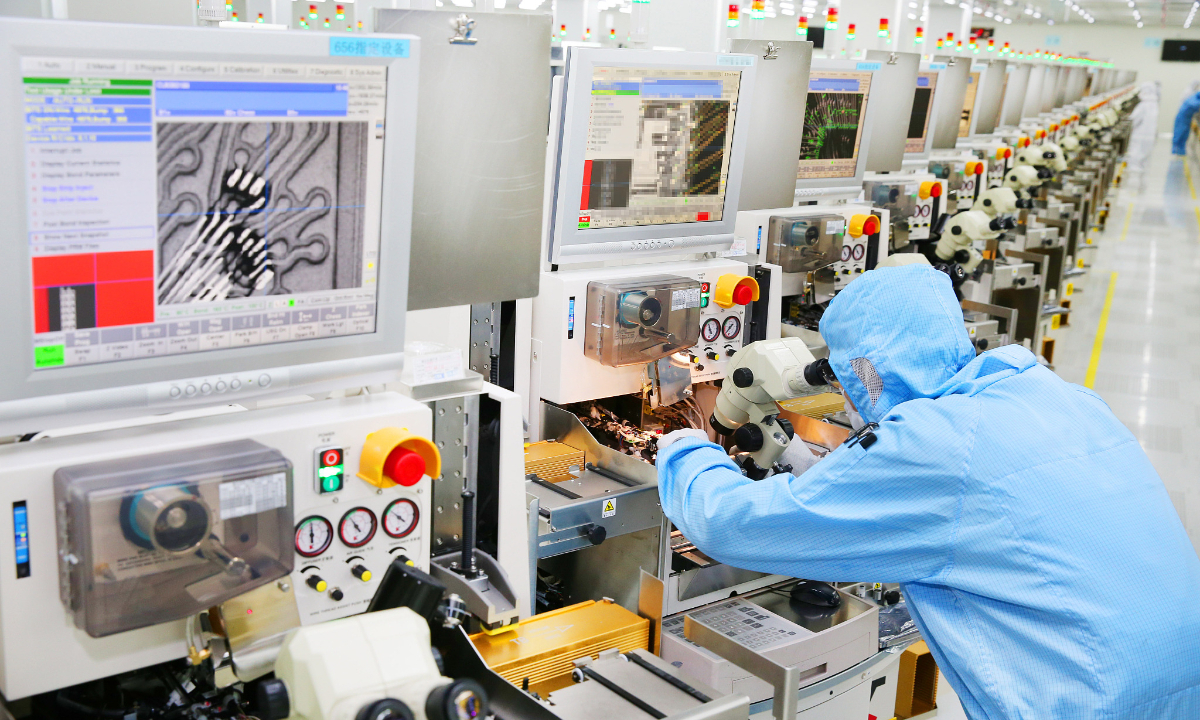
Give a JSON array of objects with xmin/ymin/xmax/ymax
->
[{"xmin": 809, "ymin": 78, "xmax": 861, "ymax": 92}]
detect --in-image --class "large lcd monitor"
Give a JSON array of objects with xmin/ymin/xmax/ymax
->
[
  {"xmin": 906, "ymin": 70, "xmax": 939, "ymax": 157},
  {"xmin": 546, "ymin": 48, "xmax": 756, "ymax": 264},
  {"xmin": 1163, "ymin": 40, "xmax": 1200, "ymax": 62},
  {"xmin": 795, "ymin": 60, "xmax": 877, "ymax": 195},
  {"xmin": 0, "ymin": 20, "xmax": 420, "ymax": 425}
]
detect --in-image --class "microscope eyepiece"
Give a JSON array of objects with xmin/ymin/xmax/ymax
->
[{"xmin": 803, "ymin": 358, "xmax": 833, "ymax": 387}]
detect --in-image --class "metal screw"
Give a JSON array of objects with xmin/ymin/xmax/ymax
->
[
  {"xmin": 277, "ymin": 581, "xmax": 291, "ymax": 592},
  {"xmin": 438, "ymin": 408, "xmax": 446, "ymax": 416}
]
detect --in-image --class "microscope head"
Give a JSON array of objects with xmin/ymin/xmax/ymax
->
[
  {"xmin": 972, "ymin": 187, "xmax": 1018, "ymax": 217},
  {"xmin": 1041, "ymin": 142, "xmax": 1068, "ymax": 173},
  {"xmin": 1003, "ymin": 164, "xmax": 1043, "ymax": 192}
]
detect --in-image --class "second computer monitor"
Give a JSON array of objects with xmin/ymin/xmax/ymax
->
[{"xmin": 795, "ymin": 62, "xmax": 875, "ymax": 195}]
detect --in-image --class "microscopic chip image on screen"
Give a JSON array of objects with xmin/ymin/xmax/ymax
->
[
  {"xmin": 156, "ymin": 121, "xmax": 369, "ymax": 304},
  {"xmin": 577, "ymin": 66, "xmax": 742, "ymax": 229},
  {"xmin": 906, "ymin": 72, "xmax": 937, "ymax": 154},
  {"xmin": 797, "ymin": 71, "xmax": 872, "ymax": 180}
]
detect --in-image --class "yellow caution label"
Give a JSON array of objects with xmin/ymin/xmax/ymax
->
[
  {"xmin": 1065, "ymin": 282, "xmax": 1074, "ymax": 296},
  {"xmin": 602, "ymin": 499, "xmax": 616, "ymax": 518},
  {"xmin": 1051, "ymin": 315, "xmax": 1061, "ymax": 330}
]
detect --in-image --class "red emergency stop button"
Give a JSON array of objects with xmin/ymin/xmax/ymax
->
[
  {"xmin": 713, "ymin": 274, "xmax": 760, "ymax": 309},
  {"xmin": 972, "ymin": 163, "xmax": 984, "ymax": 175},
  {"xmin": 383, "ymin": 447, "xmax": 426, "ymax": 487},
  {"xmin": 930, "ymin": 182, "xmax": 943, "ymax": 197},
  {"xmin": 848, "ymin": 213, "xmax": 879, "ymax": 237}
]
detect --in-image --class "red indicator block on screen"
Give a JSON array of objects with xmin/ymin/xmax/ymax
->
[{"xmin": 32, "ymin": 251, "xmax": 155, "ymax": 333}]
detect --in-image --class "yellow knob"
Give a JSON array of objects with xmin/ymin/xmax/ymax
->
[{"xmin": 360, "ymin": 570, "xmax": 372, "ymax": 582}]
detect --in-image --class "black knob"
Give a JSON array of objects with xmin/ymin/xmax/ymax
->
[
  {"xmin": 583, "ymin": 524, "xmax": 607, "ymax": 546},
  {"xmin": 357, "ymin": 698, "xmax": 415, "ymax": 720},
  {"xmin": 352, "ymin": 564, "xmax": 371, "ymax": 582},
  {"xmin": 706, "ymin": 350, "xmax": 719, "ymax": 361},
  {"xmin": 733, "ymin": 423, "xmax": 764, "ymax": 452},
  {"xmin": 426, "ymin": 680, "xmax": 488, "ymax": 720},
  {"xmin": 976, "ymin": 338, "xmax": 989, "ymax": 351},
  {"xmin": 1015, "ymin": 277, "xmax": 1027, "ymax": 286},
  {"xmin": 983, "ymin": 198, "xmax": 992, "ymax": 207},
  {"xmin": 255, "ymin": 679, "xmax": 291, "ymax": 720},
  {"xmin": 732, "ymin": 367, "xmax": 754, "ymax": 388},
  {"xmin": 710, "ymin": 414, "xmax": 734, "ymax": 436},
  {"xmin": 305, "ymin": 574, "xmax": 327, "ymax": 592},
  {"xmin": 329, "ymin": 587, "xmax": 344, "ymax": 601},
  {"xmin": 776, "ymin": 417, "xmax": 795, "ymax": 440},
  {"xmin": 884, "ymin": 589, "xmax": 902, "ymax": 605},
  {"xmin": 951, "ymin": 225, "xmax": 962, "ymax": 235},
  {"xmin": 953, "ymin": 249, "xmax": 971, "ymax": 264}
]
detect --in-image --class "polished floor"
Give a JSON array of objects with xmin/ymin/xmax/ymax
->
[{"xmin": 1051, "ymin": 139, "xmax": 1200, "ymax": 556}]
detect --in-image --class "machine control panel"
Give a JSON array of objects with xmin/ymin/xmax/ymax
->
[{"xmin": 291, "ymin": 427, "xmax": 436, "ymax": 625}]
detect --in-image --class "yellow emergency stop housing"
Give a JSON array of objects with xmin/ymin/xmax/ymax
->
[
  {"xmin": 713, "ymin": 274, "xmax": 760, "ymax": 309},
  {"xmin": 357, "ymin": 427, "xmax": 442, "ymax": 489},
  {"xmin": 918, "ymin": 181, "xmax": 936, "ymax": 200},
  {"xmin": 964, "ymin": 161, "xmax": 979, "ymax": 175}
]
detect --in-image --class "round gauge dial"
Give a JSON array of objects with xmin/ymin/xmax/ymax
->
[
  {"xmin": 722, "ymin": 316, "xmax": 742, "ymax": 340},
  {"xmin": 383, "ymin": 498, "xmax": 420, "ymax": 539},
  {"xmin": 338, "ymin": 507, "xmax": 378, "ymax": 548},
  {"xmin": 841, "ymin": 245, "xmax": 852, "ymax": 262},
  {"xmin": 700, "ymin": 317, "xmax": 721, "ymax": 343},
  {"xmin": 852, "ymin": 244, "xmax": 866, "ymax": 261},
  {"xmin": 295, "ymin": 516, "xmax": 333, "ymax": 558}
]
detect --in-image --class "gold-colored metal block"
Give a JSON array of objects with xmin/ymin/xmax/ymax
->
[
  {"xmin": 778, "ymin": 392, "xmax": 846, "ymax": 419},
  {"xmin": 524, "ymin": 440, "xmax": 586, "ymax": 483},
  {"xmin": 470, "ymin": 599, "xmax": 649, "ymax": 696}
]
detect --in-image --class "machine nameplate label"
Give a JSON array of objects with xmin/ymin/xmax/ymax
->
[
  {"xmin": 672, "ymin": 288, "xmax": 702, "ymax": 311},
  {"xmin": 220, "ymin": 472, "xmax": 288, "ymax": 520},
  {"xmin": 330, "ymin": 37, "xmax": 410, "ymax": 58}
]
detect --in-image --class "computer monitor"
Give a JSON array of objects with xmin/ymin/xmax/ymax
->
[
  {"xmin": 958, "ymin": 69, "xmax": 981, "ymax": 138},
  {"xmin": 795, "ymin": 60, "xmax": 877, "ymax": 196},
  {"xmin": 546, "ymin": 48, "xmax": 757, "ymax": 264},
  {"xmin": 0, "ymin": 19, "xmax": 420, "ymax": 428},
  {"xmin": 999, "ymin": 63, "xmax": 1031, "ymax": 128},
  {"xmin": 970, "ymin": 59, "xmax": 1008, "ymax": 136},
  {"xmin": 906, "ymin": 70, "xmax": 939, "ymax": 157}
]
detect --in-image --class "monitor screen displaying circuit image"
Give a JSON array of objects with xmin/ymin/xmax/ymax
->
[
  {"xmin": 906, "ymin": 71, "xmax": 938, "ymax": 154},
  {"xmin": 958, "ymin": 71, "xmax": 980, "ymax": 137},
  {"xmin": 578, "ymin": 66, "xmax": 742, "ymax": 230},
  {"xmin": 797, "ymin": 70, "xmax": 872, "ymax": 180},
  {"xmin": 24, "ymin": 60, "xmax": 388, "ymax": 372}
]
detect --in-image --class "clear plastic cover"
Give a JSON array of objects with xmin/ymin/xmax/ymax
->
[
  {"xmin": 766, "ymin": 214, "xmax": 844, "ymax": 275},
  {"xmin": 55, "ymin": 440, "xmax": 293, "ymax": 637},
  {"xmin": 584, "ymin": 275, "xmax": 702, "ymax": 367}
]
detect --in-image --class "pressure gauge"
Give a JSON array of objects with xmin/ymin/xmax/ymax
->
[
  {"xmin": 701, "ymin": 318, "xmax": 721, "ymax": 343},
  {"xmin": 338, "ymin": 507, "xmax": 377, "ymax": 548},
  {"xmin": 383, "ymin": 498, "xmax": 420, "ymax": 539},
  {"xmin": 852, "ymin": 244, "xmax": 866, "ymax": 261},
  {"xmin": 295, "ymin": 516, "xmax": 333, "ymax": 558},
  {"xmin": 721, "ymin": 316, "xmax": 742, "ymax": 340},
  {"xmin": 841, "ymin": 245, "xmax": 851, "ymax": 262}
]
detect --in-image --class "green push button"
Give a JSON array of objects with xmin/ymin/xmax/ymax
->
[{"xmin": 35, "ymin": 345, "xmax": 65, "ymax": 368}]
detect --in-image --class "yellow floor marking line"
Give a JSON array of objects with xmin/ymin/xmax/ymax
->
[
  {"xmin": 1119, "ymin": 204, "xmax": 1133, "ymax": 241},
  {"xmin": 1084, "ymin": 272, "xmax": 1118, "ymax": 389}
]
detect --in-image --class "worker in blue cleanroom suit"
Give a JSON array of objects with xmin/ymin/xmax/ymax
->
[
  {"xmin": 658, "ymin": 264, "xmax": 1200, "ymax": 720},
  {"xmin": 1171, "ymin": 89, "xmax": 1200, "ymax": 155}
]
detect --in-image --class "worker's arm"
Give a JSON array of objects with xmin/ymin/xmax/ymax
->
[{"xmin": 657, "ymin": 401, "xmax": 976, "ymax": 583}]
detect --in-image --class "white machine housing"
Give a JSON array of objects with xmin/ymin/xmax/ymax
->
[
  {"xmin": 0, "ymin": 392, "xmax": 433, "ymax": 700},
  {"xmin": 532, "ymin": 258, "xmax": 758, "ymax": 404},
  {"xmin": 734, "ymin": 204, "xmax": 890, "ymax": 298}
]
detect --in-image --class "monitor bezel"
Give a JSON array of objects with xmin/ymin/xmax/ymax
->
[
  {"xmin": 547, "ymin": 47, "xmax": 757, "ymax": 265},
  {"xmin": 794, "ymin": 59, "xmax": 878, "ymax": 194},
  {"xmin": 0, "ymin": 19, "xmax": 420, "ymax": 405}
]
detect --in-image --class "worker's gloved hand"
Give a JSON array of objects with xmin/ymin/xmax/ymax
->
[
  {"xmin": 779, "ymin": 437, "xmax": 820, "ymax": 475},
  {"xmin": 657, "ymin": 428, "xmax": 709, "ymax": 452}
]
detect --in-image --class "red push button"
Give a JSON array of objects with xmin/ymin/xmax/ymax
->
[
  {"xmin": 383, "ymin": 447, "xmax": 426, "ymax": 487},
  {"xmin": 732, "ymin": 284, "xmax": 754, "ymax": 305},
  {"xmin": 862, "ymin": 215, "xmax": 880, "ymax": 235}
]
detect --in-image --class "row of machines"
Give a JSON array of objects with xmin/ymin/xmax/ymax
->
[{"xmin": 0, "ymin": 11, "xmax": 1140, "ymax": 720}]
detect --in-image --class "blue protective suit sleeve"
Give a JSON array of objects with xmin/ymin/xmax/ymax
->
[
  {"xmin": 1172, "ymin": 92, "xmax": 1200, "ymax": 154},
  {"xmin": 657, "ymin": 402, "xmax": 976, "ymax": 584}
]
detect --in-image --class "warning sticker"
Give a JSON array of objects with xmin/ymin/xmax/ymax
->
[
  {"xmin": 602, "ymin": 499, "xmax": 616, "ymax": 518},
  {"xmin": 671, "ymin": 288, "xmax": 702, "ymax": 311},
  {"xmin": 219, "ymin": 472, "xmax": 288, "ymax": 520}
]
